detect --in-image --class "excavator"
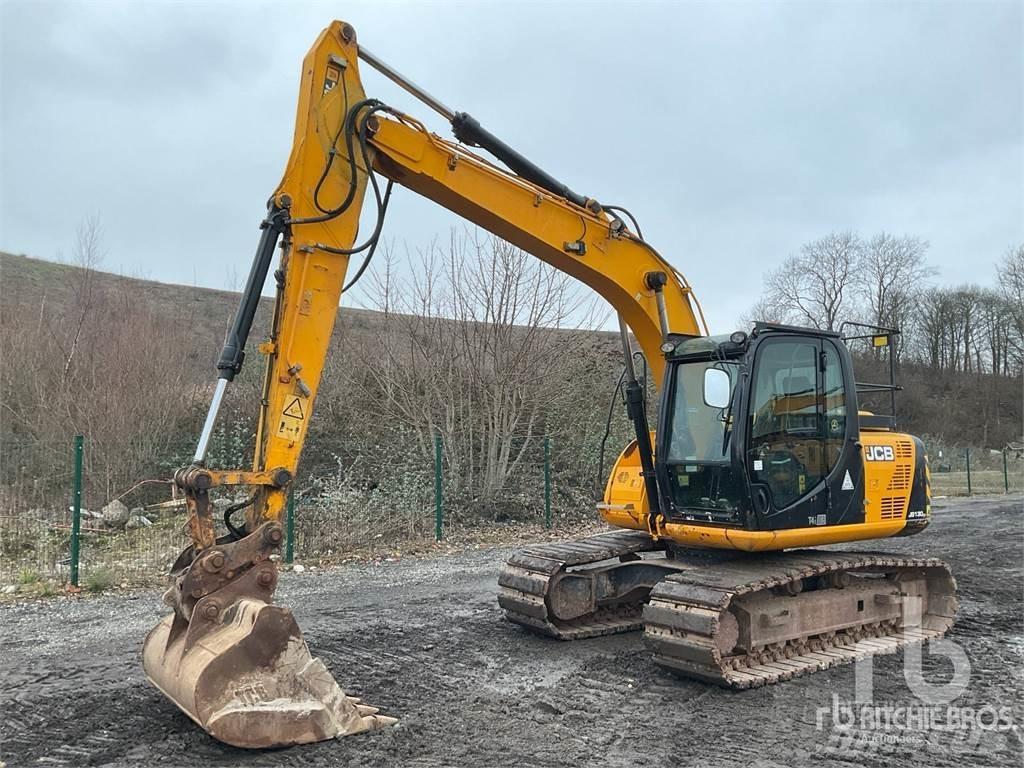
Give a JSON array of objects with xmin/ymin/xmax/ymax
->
[{"xmin": 142, "ymin": 19, "xmax": 957, "ymax": 750}]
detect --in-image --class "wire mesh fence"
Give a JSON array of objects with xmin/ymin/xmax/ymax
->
[
  {"xmin": 0, "ymin": 439, "xmax": 79, "ymax": 589},
  {"xmin": 0, "ymin": 437, "xmax": 191, "ymax": 591},
  {"xmin": 927, "ymin": 442, "xmax": 1024, "ymax": 497},
  {"xmin": 288, "ymin": 465, "xmax": 437, "ymax": 562},
  {"xmin": 1, "ymin": 434, "xmax": 1020, "ymax": 591},
  {"xmin": 288, "ymin": 435, "xmax": 556, "ymax": 560}
]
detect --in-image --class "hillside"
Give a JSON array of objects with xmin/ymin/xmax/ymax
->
[
  {"xmin": 0, "ymin": 251, "xmax": 395, "ymax": 353},
  {"xmin": 0, "ymin": 249, "xmax": 626, "ymax": 517},
  {"xmin": 0, "ymin": 251, "xmax": 1019, "ymax": 522}
]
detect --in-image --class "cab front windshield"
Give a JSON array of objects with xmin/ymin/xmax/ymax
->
[{"xmin": 667, "ymin": 360, "xmax": 739, "ymax": 462}]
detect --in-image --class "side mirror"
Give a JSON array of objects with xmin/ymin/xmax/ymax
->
[{"xmin": 703, "ymin": 367, "xmax": 731, "ymax": 409}]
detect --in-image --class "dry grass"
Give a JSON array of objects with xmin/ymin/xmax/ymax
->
[{"xmin": 931, "ymin": 470, "xmax": 1022, "ymax": 497}]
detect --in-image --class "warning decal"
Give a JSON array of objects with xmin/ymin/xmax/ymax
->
[
  {"xmin": 276, "ymin": 393, "xmax": 309, "ymax": 440},
  {"xmin": 323, "ymin": 66, "xmax": 340, "ymax": 95},
  {"xmin": 841, "ymin": 470, "xmax": 855, "ymax": 491},
  {"xmin": 283, "ymin": 397, "xmax": 305, "ymax": 421}
]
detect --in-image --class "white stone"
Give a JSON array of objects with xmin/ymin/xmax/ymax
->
[{"xmin": 101, "ymin": 499, "xmax": 131, "ymax": 527}]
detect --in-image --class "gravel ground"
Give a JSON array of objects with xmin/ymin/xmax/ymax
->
[{"xmin": 2, "ymin": 496, "xmax": 1022, "ymax": 768}]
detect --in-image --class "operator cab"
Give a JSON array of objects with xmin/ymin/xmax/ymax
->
[{"xmin": 655, "ymin": 323, "xmax": 865, "ymax": 532}]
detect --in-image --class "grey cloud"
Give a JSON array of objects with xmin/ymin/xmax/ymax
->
[{"xmin": 1, "ymin": 0, "xmax": 1020, "ymax": 334}]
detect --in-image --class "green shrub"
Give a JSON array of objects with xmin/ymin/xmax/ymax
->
[
  {"xmin": 17, "ymin": 567, "xmax": 40, "ymax": 585},
  {"xmin": 85, "ymin": 568, "xmax": 116, "ymax": 593},
  {"xmin": 35, "ymin": 580, "xmax": 58, "ymax": 597}
]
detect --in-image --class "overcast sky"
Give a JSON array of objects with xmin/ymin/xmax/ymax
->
[{"xmin": 1, "ymin": 0, "xmax": 1021, "ymax": 332}]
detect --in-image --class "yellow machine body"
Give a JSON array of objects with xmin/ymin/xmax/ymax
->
[
  {"xmin": 602, "ymin": 428, "xmax": 930, "ymax": 551},
  {"xmin": 143, "ymin": 17, "xmax": 948, "ymax": 749}
]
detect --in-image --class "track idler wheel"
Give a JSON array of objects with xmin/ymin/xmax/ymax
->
[{"xmin": 142, "ymin": 522, "xmax": 395, "ymax": 748}]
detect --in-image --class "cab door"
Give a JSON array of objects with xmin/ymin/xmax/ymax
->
[{"xmin": 745, "ymin": 334, "xmax": 864, "ymax": 530}]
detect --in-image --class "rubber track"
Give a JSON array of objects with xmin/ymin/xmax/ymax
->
[
  {"xmin": 643, "ymin": 550, "xmax": 958, "ymax": 689},
  {"xmin": 498, "ymin": 530, "xmax": 664, "ymax": 639}
]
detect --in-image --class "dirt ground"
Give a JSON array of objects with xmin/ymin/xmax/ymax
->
[{"xmin": 2, "ymin": 496, "xmax": 1021, "ymax": 768}]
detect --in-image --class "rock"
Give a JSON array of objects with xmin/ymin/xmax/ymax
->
[
  {"xmin": 101, "ymin": 499, "xmax": 131, "ymax": 528},
  {"xmin": 2, "ymin": 585, "xmax": 17, "ymax": 594},
  {"xmin": 81, "ymin": 509, "xmax": 103, "ymax": 521},
  {"xmin": 292, "ymin": 564, "xmax": 305, "ymax": 573},
  {"xmin": 126, "ymin": 514, "xmax": 153, "ymax": 529},
  {"xmin": 144, "ymin": 512, "xmax": 161, "ymax": 522}
]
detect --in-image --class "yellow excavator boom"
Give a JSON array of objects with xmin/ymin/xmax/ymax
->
[
  {"xmin": 143, "ymin": 17, "xmax": 955, "ymax": 749},
  {"xmin": 144, "ymin": 19, "xmax": 705, "ymax": 749}
]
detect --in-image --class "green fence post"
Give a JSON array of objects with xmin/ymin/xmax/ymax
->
[
  {"xmin": 285, "ymin": 489, "xmax": 295, "ymax": 564},
  {"xmin": 1003, "ymin": 449, "xmax": 1010, "ymax": 494},
  {"xmin": 434, "ymin": 433, "xmax": 443, "ymax": 541},
  {"xmin": 965, "ymin": 447, "xmax": 972, "ymax": 496},
  {"xmin": 543, "ymin": 436, "xmax": 552, "ymax": 529},
  {"xmin": 70, "ymin": 435, "xmax": 84, "ymax": 587}
]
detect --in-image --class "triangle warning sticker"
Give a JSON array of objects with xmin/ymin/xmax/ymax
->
[
  {"xmin": 283, "ymin": 397, "xmax": 305, "ymax": 420},
  {"xmin": 841, "ymin": 470, "xmax": 854, "ymax": 491}
]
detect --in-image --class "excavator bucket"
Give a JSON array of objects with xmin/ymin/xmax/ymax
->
[{"xmin": 142, "ymin": 521, "xmax": 395, "ymax": 748}]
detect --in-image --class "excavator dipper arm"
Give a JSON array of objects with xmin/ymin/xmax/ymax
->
[{"xmin": 145, "ymin": 20, "xmax": 706, "ymax": 750}]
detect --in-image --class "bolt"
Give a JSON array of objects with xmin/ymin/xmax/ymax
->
[
  {"xmin": 203, "ymin": 603, "xmax": 219, "ymax": 620},
  {"xmin": 190, "ymin": 587, "xmax": 203, "ymax": 599},
  {"xmin": 279, "ymin": 193, "xmax": 292, "ymax": 208},
  {"xmin": 258, "ymin": 570, "xmax": 275, "ymax": 588},
  {"xmin": 341, "ymin": 23, "xmax": 355, "ymax": 43},
  {"xmin": 365, "ymin": 116, "xmax": 380, "ymax": 136},
  {"xmin": 204, "ymin": 551, "xmax": 225, "ymax": 572},
  {"xmin": 267, "ymin": 528, "xmax": 283, "ymax": 544}
]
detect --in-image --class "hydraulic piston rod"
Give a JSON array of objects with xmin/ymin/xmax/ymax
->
[
  {"xmin": 357, "ymin": 45, "xmax": 595, "ymax": 211},
  {"xmin": 191, "ymin": 205, "xmax": 287, "ymax": 465},
  {"xmin": 618, "ymin": 317, "xmax": 661, "ymax": 515},
  {"xmin": 193, "ymin": 378, "xmax": 228, "ymax": 464},
  {"xmin": 357, "ymin": 45, "xmax": 455, "ymax": 122}
]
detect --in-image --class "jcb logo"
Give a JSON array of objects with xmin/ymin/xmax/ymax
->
[{"xmin": 865, "ymin": 445, "xmax": 895, "ymax": 461}]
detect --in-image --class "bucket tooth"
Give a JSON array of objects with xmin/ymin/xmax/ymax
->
[{"xmin": 142, "ymin": 523, "xmax": 395, "ymax": 748}]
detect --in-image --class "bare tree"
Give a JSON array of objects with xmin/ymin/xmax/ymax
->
[
  {"xmin": 914, "ymin": 287, "xmax": 955, "ymax": 371},
  {"xmin": 910, "ymin": 285, "xmax": 1003, "ymax": 375},
  {"xmin": 50, "ymin": 216, "xmax": 105, "ymax": 383},
  {"xmin": 858, "ymin": 233, "xmax": 934, "ymax": 361},
  {"xmin": 739, "ymin": 295, "xmax": 786, "ymax": 328},
  {"xmin": 329, "ymin": 230, "xmax": 602, "ymax": 519},
  {"xmin": 760, "ymin": 231, "xmax": 861, "ymax": 330},
  {"xmin": 1, "ymin": 217, "xmax": 204, "ymax": 504},
  {"xmin": 997, "ymin": 244, "xmax": 1024, "ymax": 373},
  {"xmin": 977, "ymin": 288, "xmax": 1014, "ymax": 377}
]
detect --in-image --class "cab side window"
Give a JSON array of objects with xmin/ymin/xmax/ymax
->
[
  {"xmin": 822, "ymin": 341, "xmax": 846, "ymax": 472},
  {"xmin": 749, "ymin": 340, "xmax": 824, "ymax": 509}
]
